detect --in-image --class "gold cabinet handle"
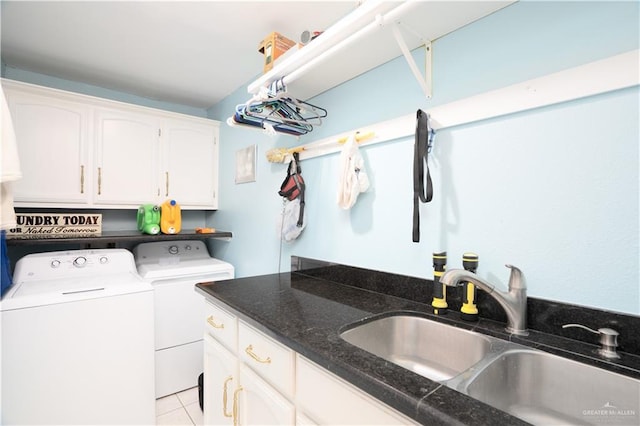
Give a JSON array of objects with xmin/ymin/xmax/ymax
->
[
  {"xmin": 222, "ymin": 376, "xmax": 233, "ymax": 418},
  {"xmin": 165, "ymin": 171, "xmax": 169, "ymax": 196},
  {"xmin": 207, "ymin": 315, "xmax": 224, "ymax": 329},
  {"xmin": 232, "ymin": 386, "xmax": 243, "ymax": 426},
  {"xmin": 245, "ymin": 345, "xmax": 271, "ymax": 364},
  {"xmin": 97, "ymin": 167, "xmax": 102, "ymax": 195},
  {"xmin": 80, "ymin": 165, "xmax": 85, "ymax": 194}
]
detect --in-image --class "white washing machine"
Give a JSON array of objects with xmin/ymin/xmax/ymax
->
[
  {"xmin": 1, "ymin": 249, "xmax": 155, "ymax": 425},
  {"xmin": 133, "ymin": 240, "xmax": 234, "ymax": 398}
]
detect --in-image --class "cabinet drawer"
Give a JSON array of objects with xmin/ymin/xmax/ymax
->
[
  {"xmin": 204, "ymin": 300, "xmax": 237, "ymax": 352},
  {"xmin": 238, "ymin": 321, "xmax": 294, "ymax": 398},
  {"xmin": 296, "ymin": 355, "xmax": 417, "ymax": 425}
]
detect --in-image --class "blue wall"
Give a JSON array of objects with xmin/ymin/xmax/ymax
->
[{"xmin": 207, "ymin": 1, "xmax": 639, "ymax": 315}]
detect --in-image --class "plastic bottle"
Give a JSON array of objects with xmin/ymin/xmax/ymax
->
[
  {"xmin": 160, "ymin": 199, "xmax": 181, "ymax": 234},
  {"xmin": 137, "ymin": 204, "xmax": 161, "ymax": 235}
]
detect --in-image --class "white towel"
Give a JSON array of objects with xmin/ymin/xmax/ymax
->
[
  {"xmin": 336, "ymin": 134, "xmax": 370, "ymax": 209},
  {"xmin": 1, "ymin": 85, "xmax": 22, "ymax": 230}
]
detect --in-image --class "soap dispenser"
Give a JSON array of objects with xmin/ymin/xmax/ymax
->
[
  {"xmin": 460, "ymin": 252, "xmax": 479, "ymax": 321},
  {"xmin": 431, "ymin": 251, "xmax": 448, "ymax": 315}
]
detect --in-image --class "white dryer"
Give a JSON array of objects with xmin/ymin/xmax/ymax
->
[
  {"xmin": 133, "ymin": 240, "xmax": 234, "ymax": 398},
  {"xmin": 1, "ymin": 249, "xmax": 155, "ymax": 425}
]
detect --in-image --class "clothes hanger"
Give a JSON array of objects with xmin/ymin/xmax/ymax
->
[{"xmin": 233, "ymin": 79, "xmax": 327, "ymax": 136}]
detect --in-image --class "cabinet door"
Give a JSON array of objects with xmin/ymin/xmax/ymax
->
[
  {"xmin": 296, "ymin": 355, "xmax": 417, "ymax": 425},
  {"xmin": 162, "ymin": 118, "xmax": 218, "ymax": 208},
  {"xmin": 203, "ymin": 334, "xmax": 237, "ymax": 426},
  {"xmin": 7, "ymin": 90, "xmax": 90, "ymax": 204},
  {"xmin": 237, "ymin": 364, "xmax": 294, "ymax": 425},
  {"xmin": 94, "ymin": 108, "xmax": 160, "ymax": 206}
]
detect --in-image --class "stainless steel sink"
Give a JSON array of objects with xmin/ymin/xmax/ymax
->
[
  {"xmin": 462, "ymin": 349, "xmax": 640, "ymax": 426},
  {"xmin": 341, "ymin": 313, "xmax": 640, "ymax": 425},
  {"xmin": 340, "ymin": 314, "xmax": 504, "ymax": 382}
]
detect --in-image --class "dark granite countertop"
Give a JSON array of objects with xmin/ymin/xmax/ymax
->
[{"xmin": 195, "ymin": 259, "xmax": 640, "ymax": 426}]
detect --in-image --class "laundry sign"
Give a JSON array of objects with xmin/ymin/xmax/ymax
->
[{"xmin": 6, "ymin": 213, "xmax": 102, "ymax": 239}]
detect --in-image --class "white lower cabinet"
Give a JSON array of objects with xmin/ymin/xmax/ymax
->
[
  {"xmin": 237, "ymin": 365, "xmax": 295, "ymax": 425},
  {"xmin": 203, "ymin": 334, "xmax": 237, "ymax": 426},
  {"xmin": 203, "ymin": 334, "xmax": 294, "ymax": 426},
  {"xmin": 203, "ymin": 299, "xmax": 418, "ymax": 426}
]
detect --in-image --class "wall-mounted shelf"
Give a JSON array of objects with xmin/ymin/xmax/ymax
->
[
  {"xmin": 5, "ymin": 230, "xmax": 233, "ymax": 246},
  {"xmin": 247, "ymin": 0, "xmax": 515, "ymax": 101},
  {"xmin": 286, "ymin": 49, "xmax": 639, "ymax": 161}
]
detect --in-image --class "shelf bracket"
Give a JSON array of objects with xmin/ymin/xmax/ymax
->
[{"xmin": 391, "ymin": 23, "xmax": 432, "ymax": 99}]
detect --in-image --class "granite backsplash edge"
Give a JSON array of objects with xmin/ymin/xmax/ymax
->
[{"xmin": 291, "ymin": 256, "xmax": 640, "ymax": 359}]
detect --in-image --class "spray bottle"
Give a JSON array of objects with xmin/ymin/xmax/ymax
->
[
  {"xmin": 431, "ymin": 251, "xmax": 448, "ymax": 315},
  {"xmin": 460, "ymin": 252, "xmax": 479, "ymax": 321}
]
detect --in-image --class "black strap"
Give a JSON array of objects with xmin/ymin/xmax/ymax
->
[
  {"xmin": 297, "ymin": 175, "xmax": 305, "ymax": 227},
  {"xmin": 413, "ymin": 109, "xmax": 433, "ymax": 242}
]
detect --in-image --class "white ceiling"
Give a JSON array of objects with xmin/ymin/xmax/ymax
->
[{"xmin": 1, "ymin": 1, "xmax": 360, "ymax": 109}]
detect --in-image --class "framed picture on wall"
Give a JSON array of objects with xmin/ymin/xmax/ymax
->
[{"xmin": 235, "ymin": 144, "xmax": 257, "ymax": 184}]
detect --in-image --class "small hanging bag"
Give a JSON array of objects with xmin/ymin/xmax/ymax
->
[{"xmin": 278, "ymin": 152, "xmax": 305, "ymax": 227}]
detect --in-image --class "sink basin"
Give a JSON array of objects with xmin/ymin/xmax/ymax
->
[
  {"xmin": 463, "ymin": 349, "xmax": 640, "ymax": 426},
  {"xmin": 340, "ymin": 314, "xmax": 502, "ymax": 382}
]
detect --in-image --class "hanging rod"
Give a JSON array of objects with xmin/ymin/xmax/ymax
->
[
  {"xmin": 282, "ymin": 1, "xmax": 420, "ymax": 87},
  {"xmin": 266, "ymin": 131, "xmax": 375, "ymax": 163},
  {"xmin": 248, "ymin": 0, "xmax": 422, "ymax": 97}
]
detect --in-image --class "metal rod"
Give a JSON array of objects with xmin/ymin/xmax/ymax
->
[{"xmin": 283, "ymin": 0, "xmax": 419, "ymax": 87}]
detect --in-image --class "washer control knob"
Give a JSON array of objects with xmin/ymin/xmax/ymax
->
[
  {"xmin": 73, "ymin": 256, "xmax": 87, "ymax": 267},
  {"xmin": 168, "ymin": 245, "xmax": 179, "ymax": 255},
  {"xmin": 51, "ymin": 260, "xmax": 61, "ymax": 268},
  {"xmin": 99, "ymin": 256, "xmax": 109, "ymax": 264}
]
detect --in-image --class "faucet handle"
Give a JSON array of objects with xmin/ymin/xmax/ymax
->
[
  {"xmin": 562, "ymin": 323, "xmax": 620, "ymax": 359},
  {"xmin": 505, "ymin": 264, "xmax": 525, "ymax": 290}
]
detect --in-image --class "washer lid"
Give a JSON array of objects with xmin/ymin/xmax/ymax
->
[
  {"xmin": 136, "ymin": 257, "xmax": 234, "ymax": 281},
  {"xmin": 0, "ymin": 272, "xmax": 152, "ymax": 311}
]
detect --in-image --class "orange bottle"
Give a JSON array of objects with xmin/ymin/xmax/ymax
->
[{"xmin": 160, "ymin": 199, "xmax": 181, "ymax": 234}]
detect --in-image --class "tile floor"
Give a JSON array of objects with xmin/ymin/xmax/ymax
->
[{"xmin": 156, "ymin": 387, "xmax": 203, "ymax": 426}]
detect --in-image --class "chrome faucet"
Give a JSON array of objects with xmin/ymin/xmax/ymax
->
[
  {"xmin": 562, "ymin": 323, "xmax": 620, "ymax": 359},
  {"xmin": 441, "ymin": 264, "xmax": 528, "ymax": 336}
]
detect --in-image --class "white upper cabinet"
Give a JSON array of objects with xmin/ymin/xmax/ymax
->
[
  {"xmin": 3, "ymin": 79, "xmax": 220, "ymax": 210},
  {"xmin": 94, "ymin": 108, "xmax": 161, "ymax": 206},
  {"xmin": 5, "ymin": 87, "xmax": 91, "ymax": 205},
  {"xmin": 161, "ymin": 118, "xmax": 219, "ymax": 208}
]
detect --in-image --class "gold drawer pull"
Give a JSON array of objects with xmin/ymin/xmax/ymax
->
[
  {"xmin": 232, "ymin": 386, "xmax": 243, "ymax": 426},
  {"xmin": 245, "ymin": 345, "xmax": 271, "ymax": 364},
  {"xmin": 97, "ymin": 167, "xmax": 102, "ymax": 195},
  {"xmin": 80, "ymin": 165, "xmax": 85, "ymax": 194},
  {"xmin": 222, "ymin": 376, "xmax": 233, "ymax": 418},
  {"xmin": 207, "ymin": 315, "xmax": 224, "ymax": 329}
]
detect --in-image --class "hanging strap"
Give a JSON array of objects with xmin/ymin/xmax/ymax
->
[{"xmin": 412, "ymin": 109, "xmax": 434, "ymax": 242}]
